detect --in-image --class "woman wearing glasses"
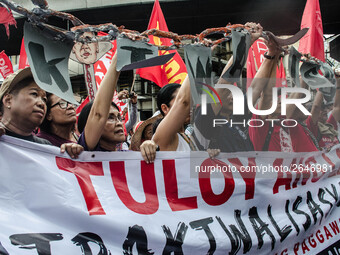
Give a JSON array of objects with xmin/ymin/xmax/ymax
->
[
  {"xmin": 37, "ymin": 94, "xmax": 78, "ymax": 147},
  {"xmin": 76, "ymin": 52, "xmax": 126, "ymax": 151},
  {"xmin": 0, "ymin": 67, "xmax": 83, "ymax": 159},
  {"xmin": 75, "ymin": 51, "xmax": 156, "ymax": 163}
]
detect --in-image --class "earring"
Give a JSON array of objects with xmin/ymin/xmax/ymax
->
[{"xmin": 7, "ymin": 106, "xmax": 10, "ymax": 109}]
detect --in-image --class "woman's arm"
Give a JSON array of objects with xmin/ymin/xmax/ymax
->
[
  {"xmin": 84, "ymin": 53, "xmax": 120, "ymax": 150},
  {"xmin": 153, "ymin": 76, "xmax": 190, "ymax": 151}
]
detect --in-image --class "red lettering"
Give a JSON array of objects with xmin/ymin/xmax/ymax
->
[
  {"xmin": 301, "ymin": 240, "xmax": 310, "ymax": 254},
  {"xmin": 322, "ymin": 153, "xmax": 335, "ymax": 172},
  {"xmin": 329, "ymin": 221, "xmax": 340, "ymax": 235},
  {"xmin": 163, "ymin": 160, "xmax": 197, "ymax": 211},
  {"xmin": 110, "ymin": 161, "xmax": 159, "ymax": 215},
  {"xmin": 308, "ymin": 234, "xmax": 317, "ymax": 248},
  {"xmin": 105, "ymin": 48, "xmax": 115, "ymax": 60},
  {"xmin": 293, "ymin": 242, "xmax": 300, "ymax": 255},
  {"xmin": 228, "ymin": 158, "xmax": 256, "ymax": 200},
  {"xmin": 280, "ymin": 248, "xmax": 288, "ymax": 255},
  {"xmin": 304, "ymin": 157, "xmax": 320, "ymax": 183},
  {"xmin": 315, "ymin": 230, "xmax": 324, "ymax": 243},
  {"xmin": 272, "ymin": 158, "xmax": 292, "ymax": 194},
  {"xmin": 292, "ymin": 158, "xmax": 310, "ymax": 187},
  {"xmin": 56, "ymin": 157, "xmax": 105, "ymax": 215},
  {"xmin": 324, "ymin": 225, "xmax": 333, "ymax": 239},
  {"xmin": 94, "ymin": 61, "xmax": 107, "ymax": 85},
  {"xmin": 199, "ymin": 159, "xmax": 235, "ymax": 206},
  {"xmin": 85, "ymin": 64, "xmax": 95, "ymax": 99}
]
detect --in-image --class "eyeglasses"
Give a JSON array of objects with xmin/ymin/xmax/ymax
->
[
  {"xmin": 107, "ymin": 114, "xmax": 122, "ymax": 123},
  {"xmin": 50, "ymin": 100, "xmax": 74, "ymax": 109}
]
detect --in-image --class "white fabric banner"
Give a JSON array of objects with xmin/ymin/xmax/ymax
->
[{"xmin": 0, "ymin": 135, "xmax": 339, "ymax": 255}]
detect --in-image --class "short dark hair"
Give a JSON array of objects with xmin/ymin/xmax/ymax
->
[
  {"xmin": 77, "ymin": 101, "xmax": 120, "ymax": 134},
  {"xmin": 157, "ymin": 83, "xmax": 181, "ymax": 116}
]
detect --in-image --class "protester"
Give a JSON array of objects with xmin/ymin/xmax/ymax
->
[
  {"xmin": 147, "ymin": 77, "xmax": 191, "ymax": 152},
  {"xmin": 37, "ymin": 93, "xmax": 78, "ymax": 147},
  {"xmin": 77, "ymin": 52, "xmax": 124, "ymax": 151},
  {"xmin": 193, "ymin": 22, "xmax": 264, "ymax": 152},
  {"xmin": 306, "ymin": 72, "xmax": 340, "ymax": 152},
  {"xmin": 137, "ymin": 78, "xmax": 193, "ymax": 162},
  {"xmin": 130, "ymin": 114, "xmax": 162, "ymax": 151},
  {"xmin": 0, "ymin": 67, "xmax": 83, "ymax": 158},
  {"xmin": 77, "ymin": 52, "xmax": 155, "ymax": 161},
  {"xmin": 248, "ymin": 54, "xmax": 319, "ymax": 152}
]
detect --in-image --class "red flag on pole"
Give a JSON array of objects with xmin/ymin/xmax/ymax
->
[
  {"xmin": 18, "ymin": 38, "xmax": 29, "ymax": 69},
  {"xmin": 136, "ymin": 0, "xmax": 187, "ymax": 87},
  {"xmin": 298, "ymin": 0, "xmax": 325, "ymax": 62},
  {"xmin": 246, "ymin": 39, "xmax": 286, "ymax": 88},
  {"xmin": 0, "ymin": 50, "xmax": 13, "ymax": 79}
]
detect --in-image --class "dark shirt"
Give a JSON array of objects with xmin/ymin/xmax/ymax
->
[
  {"xmin": 193, "ymin": 99, "xmax": 253, "ymax": 152},
  {"xmin": 78, "ymin": 132, "xmax": 104, "ymax": 151},
  {"xmin": 37, "ymin": 130, "xmax": 75, "ymax": 147},
  {"xmin": 5, "ymin": 130, "xmax": 51, "ymax": 145}
]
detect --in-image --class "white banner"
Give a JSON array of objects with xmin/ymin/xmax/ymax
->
[{"xmin": 0, "ymin": 135, "xmax": 340, "ymax": 255}]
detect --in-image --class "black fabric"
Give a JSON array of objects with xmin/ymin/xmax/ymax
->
[
  {"xmin": 262, "ymin": 125, "xmax": 274, "ymax": 151},
  {"xmin": 5, "ymin": 130, "xmax": 52, "ymax": 145},
  {"xmin": 298, "ymin": 121, "xmax": 321, "ymax": 151},
  {"xmin": 193, "ymin": 99, "xmax": 253, "ymax": 152}
]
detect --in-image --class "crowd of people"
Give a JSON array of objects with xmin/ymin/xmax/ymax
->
[{"xmin": 0, "ymin": 22, "xmax": 339, "ymax": 162}]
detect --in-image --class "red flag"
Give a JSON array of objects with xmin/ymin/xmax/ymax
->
[
  {"xmin": 18, "ymin": 38, "xmax": 29, "ymax": 69},
  {"xmin": 0, "ymin": 50, "xmax": 13, "ymax": 79},
  {"xmin": 298, "ymin": 0, "xmax": 325, "ymax": 62},
  {"xmin": 136, "ymin": 0, "xmax": 187, "ymax": 87},
  {"xmin": 75, "ymin": 96, "xmax": 90, "ymax": 119},
  {"xmin": 246, "ymin": 39, "xmax": 286, "ymax": 88},
  {"xmin": 0, "ymin": 7, "xmax": 16, "ymax": 37}
]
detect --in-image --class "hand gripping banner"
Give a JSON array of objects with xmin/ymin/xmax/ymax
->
[{"xmin": 0, "ymin": 136, "xmax": 340, "ymax": 254}]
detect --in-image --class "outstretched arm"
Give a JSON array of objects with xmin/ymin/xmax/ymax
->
[
  {"xmin": 214, "ymin": 22, "xmax": 264, "ymax": 115},
  {"xmin": 153, "ymin": 76, "xmax": 190, "ymax": 151},
  {"xmin": 254, "ymin": 39, "xmax": 281, "ymax": 117},
  {"xmin": 84, "ymin": 53, "xmax": 120, "ymax": 150}
]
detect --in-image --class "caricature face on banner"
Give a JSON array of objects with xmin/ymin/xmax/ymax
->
[
  {"xmin": 69, "ymin": 32, "xmax": 112, "ymax": 100},
  {"xmin": 72, "ymin": 32, "xmax": 99, "ymax": 65},
  {"xmin": 70, "ymin": 32, "xmax": 112, "ymax": 65}
]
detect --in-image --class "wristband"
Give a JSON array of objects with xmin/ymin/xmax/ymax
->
[{"xmin": 264, "ymin": 52, "xmax": 275, "ymax": 60}]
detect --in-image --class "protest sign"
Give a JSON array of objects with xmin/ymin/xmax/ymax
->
[{"xmin": 0, "ymin": 136, "xmax": 339, "ymax": 254}]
